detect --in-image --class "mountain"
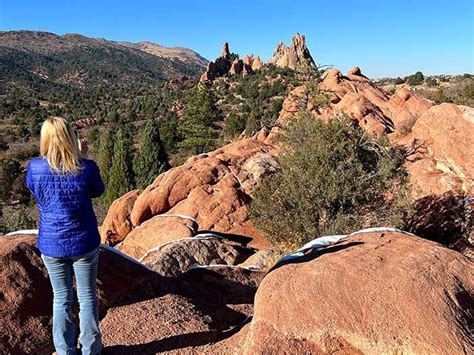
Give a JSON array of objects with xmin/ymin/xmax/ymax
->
[{"xmin": 0, "ymin": 30, "xmax": 207, "ymax": 94}]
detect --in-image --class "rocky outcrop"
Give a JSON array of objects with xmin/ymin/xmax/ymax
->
[
  {"xmin": 268, "ymin": 33, "xmax": 317, "ymax": 72},
  {"xmin": 71, "ymin": 118, "xmax": 97, "ymax": 129},
  {"xmin": 101, "ymin": 138, "xmax": 278, "ymax": 256},
  {"xmin": 408, "ymin": 103, "xmax": 474, "ymax": 196},
  {"xmin": 0, "ymin": 233, "xmax": 263, "ymax": 353},
  {"xmin": 0, "ymin": 235, "xmax": 52, "ymax": 354},
  {"xmin": 273, "ymin": 67, "xmax": 473, "ymax": 196},
  {"xmin": 0, "ymin": 234, "xmax": 162, "ymax": 354},
  {"xmin": 100, "ymin": 266, "xmax": 264, "ymax": 352},
  {"xmin": 200, "ymin": 43, "xmax": 263, "ymax": 82},
  {"xmin": 141, "ymin": 237, "xmax": 255, "ymax": 276},
  {"xmin": 243, "ymin": 231, "xmax": 474, "ymax": 354},
  {"xmin": 244, "ymin": 54, "xmax": 264, "ymax": 71},
  {"xmin": 277, "ymin": 67, "xmax": 432, "ymax": 135},
  {"xmin": 116, "ymin": 215, "xmax": 197, "ymax": 259},
  {"xmin": 100, "ymin": 189, "xmax": 141, "ymax": 246}
]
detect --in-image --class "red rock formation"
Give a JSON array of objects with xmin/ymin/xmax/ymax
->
[
  {"xmin": 100, "ymin": 266, "xmax": 264, "ymax": 352},
  {"xmin": 408, "ymin": 103, "xmax": 474, "ymax": 196},
  {"xmin": 0, "ymin": 234, "xmax": 162, "ymax": 354},
  {"xmin": 200, "ymin": 42, "xmax": 232, "ymax": 82},
  {"xmin": 229, "ymin": 58, "xmax": 244, "ymax": 75},
  {"xmin": 116, "ymin": 215, "xmax": 197, "ymax": 259},
  {"xmin": 243, "ymin": 54, "xmax": 264, "ymax": 71},
  {"xmin": 278, "ymin": 67, "xmax": 432, "ymax": 135},
  {"xmin": 272, "ymin": 66, "xmax": 474, "ymax": 195},
  {"xmin": 100, "ymin": 189, "xmax": 141, "ymax": 246},
  {"xmin": 0, "ymin": 234, "xmax": 264, "ymax": 353},
  {"xmin": 100, "ymin": 138, "xmax": 278, "ymax": 255},
  {"xmin": 200, "ymin": 43, "xmax": 262, "ymax": 82},
  {"xmin": 244, "ymin": 232, "xmax": 474, "ymax": 354},
  {"xmin": 268, "ymin": 33, "xmax": 317, "ymax": 71}
]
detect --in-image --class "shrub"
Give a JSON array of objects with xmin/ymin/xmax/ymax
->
[
  {"xmin": 424, "ymin": 77, "xmax": 437, "ymax": 87},
  {"xmin": 394, "ymin": 77, "xmax": 405, "ymax": 85},
  {"xmin": 462, "ymin": 80, "xmax": 474, "ymax": 99},
  {"xmin": 225, "ymin": 113, "xmax": 246, "ymax": 138},
  {"xmin": 0, "ymin": 204, "xmax": 37, "ymax": 234},
  {"xmin": 249, "ymin": 114, "xmax": 412, "ymax": 250},
  {"xmin": 406, "ymin": 71, "xmax": 424, "ymax": 86},
  {"xmin": 434, "ymin": 88, "xmax": 451, "ymax": 105}
]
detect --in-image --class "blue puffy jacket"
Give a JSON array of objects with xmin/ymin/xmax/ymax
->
[{"xmin": 26, "ymin": 157, "xmax": 105, "ymax": 258}]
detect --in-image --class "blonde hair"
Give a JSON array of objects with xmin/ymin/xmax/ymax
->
[{"xmin": 40, "ymin": 117, "xmax": 82, "ymax": 174}]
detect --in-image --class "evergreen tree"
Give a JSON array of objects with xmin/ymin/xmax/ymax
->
[
  {"xmin": 159, "ymin": 112, "xmax": 180, "ymax": 153},
  {"xmin": 106, "ymin": 128, "xmax": 135, "ymax": 203},
  {"xmin": 178, "ymin": 85, "xmax": 220, "ymax": 154},
  {"xmin": 133, "ymin": 119, "xmax": 170, "ymax": 188},
  {"xmin": 96, "ymin": 128, "xmax": 114, "ymax": 189}
]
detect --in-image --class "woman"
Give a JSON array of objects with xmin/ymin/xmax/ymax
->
[{"xmin": 26, "ymin": 117, "xmax": 105, "ymax": 355}]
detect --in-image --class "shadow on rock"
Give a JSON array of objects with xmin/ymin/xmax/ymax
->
[
  {"xmin": 269, "ymin": 241, "xmax": 365, "ymax": 272},
  {"xmin": 103, "ymin": 328, "xmax": 239, "ymax": 354},
  {"xmin": 198, "ymin": 230, "xmax": 254, "ymax": 247},
  {"xmin": 406, "ymin": 192, "xmax": 472, "ymax": 253}
]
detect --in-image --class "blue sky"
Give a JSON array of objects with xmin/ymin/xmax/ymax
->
[{"xmin": 1, "ymin": 0, "xmax": 473, "ymax": 77}]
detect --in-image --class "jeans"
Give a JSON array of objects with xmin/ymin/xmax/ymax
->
[{"xmin": 41, "ymin": 247, "xmax": 102, "ymax": 355}]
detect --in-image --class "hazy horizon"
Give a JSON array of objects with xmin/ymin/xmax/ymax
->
[{"xmin": 1, "ymin": 0, "xmax": 473, "ymax": 78}]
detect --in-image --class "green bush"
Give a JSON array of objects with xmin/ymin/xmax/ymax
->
[
  {"xmin": 225, "ymin": 113, "xmax": 246, "ymax": 138},
  {"xmin": 405, "ymin": 71, "xmax": 424, "ymax": 86},
  {"xmin": 424, "ymin": 77, "xmax": 437, "ymax": 87},
  {"xmin": 394, "ymin": 77, "xmax": 405, "ymax": 85},
  {"xmin": 249, "ymin": 114, "xmax": 412, "ymax": 250},
  {"xmin": 434, "ymin": 88, "xmax": 451, "ymax": 105}
]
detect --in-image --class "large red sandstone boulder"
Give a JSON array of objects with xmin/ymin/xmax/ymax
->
[
  {"xmin": 100, "ymin": 266, "xmax": 264, "ymax": 353},
  {"xmin": 0, "ymin": 235, "xmax": 52, "ymax": 354},
  {"xmin": 0, "ymin": 234, "xmax": 162, "ymax": 354},
  {"xmin": 244, "ymin": 232, "xmax": 474, "ymax": 354},
  {"xmin": 100, "ymin": 189, "xmax": 141, "ymax": 245},
  {"xmin": 117, "ymin": 215, "xmax": 197, "ymax": 259},
  {"xmin": 409, "ymin": 103, "xmax": 474, "ymax": 196},
  {"xmin": 101, "ymin": 139, "xmax": 277, "ymax": 251},
  {"xmin": 100, "ymin": 294, "xmax": 213, "ymax": 352}
]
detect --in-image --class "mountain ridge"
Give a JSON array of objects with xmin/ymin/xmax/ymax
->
[{"xmin": 0, "ymin": 30, "xmax": 208, "ymax": 66}]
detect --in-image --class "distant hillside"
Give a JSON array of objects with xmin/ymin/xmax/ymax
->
[
  {"xmin": 121, "ymin": 41, "xmax": 208, "ymax": 67},
  {"xmin": 0, "ymin": 30, "xmax": 207, "ymax": 95}
]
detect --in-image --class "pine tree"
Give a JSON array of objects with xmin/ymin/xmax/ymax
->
[
  {"xmin": 178, "ymin": 85, "xmax": 220, "ymax": 154},
  {"xmin": 96, "ymin": 128, "xmax": 114, "ymax": 190},
  {"xmin": 133, "ymin": 119, "xmax": 170, "ymax": 188},
  {"xmin": 106, "ymin": 128, "xmax": 135, "ymax": 203}
]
